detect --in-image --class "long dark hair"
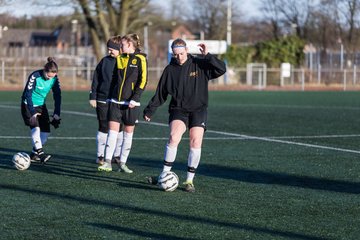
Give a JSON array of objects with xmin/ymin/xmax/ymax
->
[{"xmin": 44, "ymin": 57, "xmax": 58, "ymax": 73}]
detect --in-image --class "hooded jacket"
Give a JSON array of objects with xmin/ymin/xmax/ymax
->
[{"xmin": 143, "ymin": 53, "xmax": 226, "ymax": 117}]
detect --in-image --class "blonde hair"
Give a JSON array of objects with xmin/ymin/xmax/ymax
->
[{"xmin": 122, "ymin": 33, "xmax": 141, "ymax": 49}]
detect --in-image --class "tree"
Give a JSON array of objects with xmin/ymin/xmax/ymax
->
[
  {"xmin": 181, "ymin": 0, "xmax": 231, "ymax": 40},
  {"xmin": 76, "ymin": 0, "xmax": 151, "ymax": 61},
  {"xmin": 260, "ymin": 0, "xmax": 282, "ymax": 39},
  {"xmin": 254, "ymin": 35, "xmax": 305, "ymax": 67},
  {"xmin": 337, "ymin": 0, "xmax": 360, "ymax": 61},
  {"xmin": 224, "ymin": 36, "xmax": 305, "ymax": 68},
  {"xmin": 305, "ymin": 0, "xmax": 339, "ymax": 57},
  {"xmin": 260, "ymin": 0, "xmax": 315, "ymax": 38}
]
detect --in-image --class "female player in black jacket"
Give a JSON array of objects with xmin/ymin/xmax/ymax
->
[
  {"xmin": 98, "ymin": 34, "xmax": 148, "ymax": 173},
  {"xmin": 89, "ymin": 35, "xmax": 123, "ymax": 166},
  {"xmin": 143, "ymin": 38, "xmax": 226, "ymax": 192}
]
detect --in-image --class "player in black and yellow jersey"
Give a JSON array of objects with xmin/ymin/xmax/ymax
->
[{"xmin": 98, "ymin": 34, "xmax": 148, "ymax": 173}]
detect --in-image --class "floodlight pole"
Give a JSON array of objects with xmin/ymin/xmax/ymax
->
[
  {"xmin": 144, "ymin": 21, "xmax": 152, "ymax": 58},
  {"xmin": 226, "ymin": 0, "xmax": 232, "ymax": 46},
  {"xmin": 338, "ymin": 38, "xmax": 344, "ymax": 70},
  {"xmin": 340, "ymin": 43, "xmax": 344, "ymax": 70},
  {"xmin": 0, "ymin": 25, "xmax": 8, "ymax": 57},
  {"xmin": 71, "ymin": 19, "xmax": 78, "ymax": 56}
]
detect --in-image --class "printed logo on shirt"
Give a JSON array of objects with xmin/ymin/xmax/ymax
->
[
  {"xmin": 189, "ymin": 71, "xmax": 198, "ymax": 77},
  {"xmin": 130, "ymin": 58, "xmax": 138, "ymax": 68}
]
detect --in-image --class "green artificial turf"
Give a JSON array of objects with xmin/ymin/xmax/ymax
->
[{"xmin": 0, "ymin": 90, "xmax": 359, "ymax": 239}]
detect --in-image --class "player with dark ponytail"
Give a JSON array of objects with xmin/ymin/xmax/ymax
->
[{"xmin": 21, "ymin": 57, "xmax": 61, "ymax": 163}]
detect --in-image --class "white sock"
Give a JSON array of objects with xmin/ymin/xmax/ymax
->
[
  {"xmin": 31, "ymin": 127, "xmax": 42, "ymax": 150},
  {"xmin": 104, "ymin": 130, "xmax": 117, "ymax": 163},
  {"xmin": 40, "ymin": 132, "xmax": 49, "ymax": 145},
  {"xmin": 162, "ymin": 144, "xmax": 177, "ymax": 172},
  {"xmin": 97, "ymin": 131, "xmax": 108, "ymax": 158},
  {"xmin": 113, "ymin": 131, "xmax": 124, "ymax": 158},
  {"xmin": 120, "ymin": 132, "xmax": 133, "ymax": 164},
  {"xmin": 186, "ymin": 148, "xmax": 201, "ymax": 182}
]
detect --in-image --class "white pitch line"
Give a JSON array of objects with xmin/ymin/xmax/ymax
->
[
  {"xmin": 267, "ymin": 134, "xmax": 360, "ymax": 139},
  {"xmin": 0, "ymin": 136, "xmax": 245, "ymax": 140},
  {"xmin": 230, "ymin": 103, "xmax": 360, "ymax": 111},
  {"xmin": 61, "ymin": 110, "xmax": 97, "ymax": 117},
  {"xmin": 0, "ymin": 104, "xmax": 18, "ymax": 109},
  {"xmin": 2, "ymin": 104, "xmax": 360, "ymax": 154},
  {"xmin": 208, "ymin": 130, "xmax": 360, "ymax": 154}
]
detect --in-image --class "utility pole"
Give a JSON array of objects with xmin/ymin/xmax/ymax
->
[
  {"xmin": 226, "ymin": 0, "xmax": 232, "ymax": 46},
  {"xmin": 144, "ymin": 22, "xmax": 152, "ymax": 58}
]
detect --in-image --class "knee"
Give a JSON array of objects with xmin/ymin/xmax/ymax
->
[
  {"xmin": 190, "ymin": 138, "xmax": 202, "ymax": 148},
  {"xmin": 168, "ymin": 134, "xmax": 181, "ymax": 146}
]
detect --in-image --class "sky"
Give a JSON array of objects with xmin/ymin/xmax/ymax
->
[
  {"xmin": 0, "ymin": 0, "xmax": 75, "ymax": 17},
  {"xmin": 0, "ymin": 0, "xmax": 262, "ymax": 19},
  {"xmin": 152, "ymin": 0, "xmax": 262, "ymax": 20}
]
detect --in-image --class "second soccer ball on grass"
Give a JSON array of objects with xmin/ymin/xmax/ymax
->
[{"xmin": 158, "ymin": 171, "xmax": 179, "ymax": 192}]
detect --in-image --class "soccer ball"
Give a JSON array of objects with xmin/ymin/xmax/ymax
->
[
  {"xmin": 12, "ymin": 152, "xmax": 31, "ymax": 170},
  {"xmin": 158, "ymin": 171, "xmax": 179, "ymax": 192}
]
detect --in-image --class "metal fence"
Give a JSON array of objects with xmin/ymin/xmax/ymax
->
[
  {"xmin": 226, "ymin": 65, "xmax": 360, "ymax": 91},
  {"xmin": 1, "ymin": 62, "xmax": 360, "ymax": 91},
  {"xmin": 0, "ymin": 65, "xmax": 166, "ymax": 91}
]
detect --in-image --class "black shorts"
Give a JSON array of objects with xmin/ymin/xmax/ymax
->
[
  {"xmin": 96, "ymin": 101, "xmax": 109, "ymax": 132},
  {"xmin": 108, "ymin": 102, "xmax": 140, "ymax": 126},
  {"xmin": 169, "ymin": 108, "xmax": 207, "ymax": 130},
  {"xmin": 96, "ymin": 101, "xmax": 109, "ymax": 121},
  {"xmin": 21, "ymin": 103, "xmax": 50, "ymax": 132}
]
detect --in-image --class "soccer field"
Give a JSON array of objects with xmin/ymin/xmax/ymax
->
[{"xmin": 0, "ymin": 90, "xmax": 359, "ymax": 239}]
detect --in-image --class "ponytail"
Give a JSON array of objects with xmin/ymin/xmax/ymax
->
[{"xmin": 44, "ymin": 57, "xmax": 58, "ymax": 73}]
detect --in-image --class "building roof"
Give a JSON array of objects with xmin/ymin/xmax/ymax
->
[{"xmin": 1, "ymin": 29, "xmax": 51, "ymax": 47}]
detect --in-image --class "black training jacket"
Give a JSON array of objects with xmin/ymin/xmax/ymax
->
[
  {"xmin": 89, "ymin": 55, "xmax": 117, "ymax": 102},
  {"xmin": 143, "ymin": 53, "xmax": 226, "ymax": 118}
]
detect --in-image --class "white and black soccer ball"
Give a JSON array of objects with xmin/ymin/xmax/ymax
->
[
  {"xmin": 158, "ymin": 171, "xmax": 179, "ymax": 192},
  {"xmin": 12, "ymin": 152, "xmax": 31, "ymax": 171}
]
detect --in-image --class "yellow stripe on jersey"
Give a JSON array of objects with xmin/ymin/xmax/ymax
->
[
  {"xmin": 136, "ymin": 54, "xmax": 148, "ymax": 89},
  {"xmin": 117, "ymin": 54, "xmax": 129, "ymax": 101},
  {"xmin": 117, "ymin": 54, "xmax": 129, "ymax": 70}
]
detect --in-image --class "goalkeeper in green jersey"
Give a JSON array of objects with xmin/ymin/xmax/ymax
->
[{"xmin": 21, "ymin": 57, "xmax": 61, "ymax": 163}]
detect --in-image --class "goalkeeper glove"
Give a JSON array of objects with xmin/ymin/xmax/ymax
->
[{"xmin": 50, "ymin": 114, "xmax": 61, "ymax": 129}]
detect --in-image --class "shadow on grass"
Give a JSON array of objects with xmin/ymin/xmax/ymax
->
[
  {"xmin": 87, "ymin": 223, "xmax": 196, "ymax": 240},
  {"xmin": 0, "ymin": 183, "xmax": 327, "ymax": 240},
  {"xmin": 200, "ymin": 163, "xmax": 360, "ymax": 194},
  {"xmin": 0, "ymin": 147, "xmax": 25, "ymax": 169},
  {"xmin": 0, "ymin": 148, "xmax": 161, "ymax": 192},
  {"xmin": 135, "ymin": 157, "xmax": 360, "ymax": 194},
  {"xmin": 2, "ymin": 147, "xmax": 359, "ymax": 195}
]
